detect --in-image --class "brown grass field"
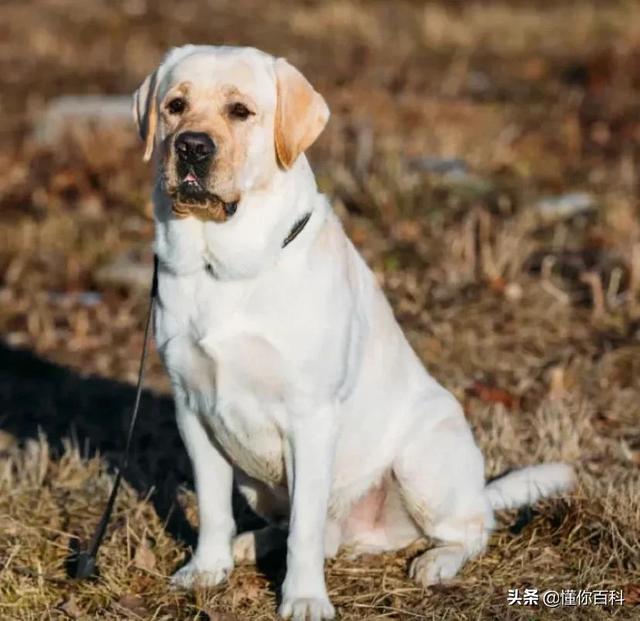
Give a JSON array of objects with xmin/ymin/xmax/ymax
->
[{"xmin": 1, "ymin": 1, "xmax": 640, "ymax": 619}]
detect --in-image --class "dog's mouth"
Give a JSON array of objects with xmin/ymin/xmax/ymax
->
[
  {"xmin": 179, "ymin": 171, "xmax": 207, "ymax": 200},
  {"xmin": 169, "ymin": 170, "xmax": 238, "ymax": 219}
]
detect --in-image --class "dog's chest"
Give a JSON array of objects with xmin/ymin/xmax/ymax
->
[
  {"xmin": 156, "ymin": 271, "xmax": 287, "ymax": 485},
  {"xmin": 207, "ymin": 402, "xmax": 285, "ymax": 485}
]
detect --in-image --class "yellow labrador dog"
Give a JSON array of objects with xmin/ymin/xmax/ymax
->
[{"xmin": 133, "ymin": 45, "xmax": 574, "ymax": 620}]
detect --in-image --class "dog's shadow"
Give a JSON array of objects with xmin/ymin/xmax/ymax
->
[{"xmin": 0, "ymin": 342, "xmax": 284, "ymax": 587}]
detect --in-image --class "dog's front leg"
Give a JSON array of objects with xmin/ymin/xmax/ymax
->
[
  {"xmin": 279, "ymin": 405, "xmax": 336, "ymax": 621},
  {"xmin": 171, "ymin": 396, "xmax": 235, "ymax": 588}
]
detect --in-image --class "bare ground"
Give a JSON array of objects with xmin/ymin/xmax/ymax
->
[{"xmin": 1, "ymin": 1, "xmax": 639, "ymax": 619}]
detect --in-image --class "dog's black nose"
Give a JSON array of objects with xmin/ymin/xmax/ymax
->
[{"xmin": 175, "ymin": 132, "xmax": 216, "ymax": 164}]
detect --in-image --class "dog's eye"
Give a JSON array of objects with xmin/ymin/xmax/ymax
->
[
  {"xmin": 167, "ymin": 97, "xmax": 186, "ymax": 115},
  {"xmin": 228, "ymin": 102, "xmax": 253, "ymax": 120}
]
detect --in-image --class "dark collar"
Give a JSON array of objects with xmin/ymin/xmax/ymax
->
[
  {"xmin": 282, "ymin": 212, "xmax": 312, "ymax": 248},
  {"xmin": 202, "ymin": 211, "xmax": 313, "ymax": 277}
]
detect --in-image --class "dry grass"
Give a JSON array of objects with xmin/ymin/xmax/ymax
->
[{"xmin": 1, "ymin": 0, "xmax": 640, "ymax": 619}]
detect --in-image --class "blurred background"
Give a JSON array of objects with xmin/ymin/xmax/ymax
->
[{"xmin": 1, "ymin": 1, "xmax": 639, "ymax": 618}]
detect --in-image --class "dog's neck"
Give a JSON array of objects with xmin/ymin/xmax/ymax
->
[{"xmin": 153, "ymin": 155, "xmax": 325, "ymax": 281}]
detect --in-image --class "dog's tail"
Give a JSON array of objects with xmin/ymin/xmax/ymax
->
[{"xmin": 485, "ymin": 463, "xmax": 575, "ymax": 511}]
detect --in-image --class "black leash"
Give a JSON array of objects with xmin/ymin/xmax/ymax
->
[
  {"xmin": 70, "ymin": 255, "xmax": 158, "ymax": 579},
  {"xmin": 70, "ymin": 211, "xmax": 311, "ymax": 580}
]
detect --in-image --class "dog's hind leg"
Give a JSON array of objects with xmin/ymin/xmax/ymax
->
[
  {"xmin": 233, "ymin": 472, "xmax": 289, "ymax": 564},
  {"xmin": 232, "ymin": 525, "xmax": 288, "ymax": 564},
  {"xmin": 393, "ymin": 394, "xmax": 494, "ymax": 586}
]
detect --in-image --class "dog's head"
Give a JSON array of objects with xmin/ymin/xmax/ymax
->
[{"xmin": 133, "ymin": 46, "xmax": 329, "ymax": 222}]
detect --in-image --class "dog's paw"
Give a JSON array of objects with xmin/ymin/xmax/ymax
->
[
  {"xmin": 409, "ymin": 545, "xmax": 466, "ymax": 587},
  {"xmin": 278, "ymin": 596, "xmax": 335, "ymax": 621},
  {"xmin": 170, "ymin": 556, "xmax": 232, "ymax": 590},
  {"xmin": 232, "ymin": 531, "xmax": 257, "ymax": 564},
  {"xmin": 233, "ymin": 526, "xmax": 288, "ymax": 565}
]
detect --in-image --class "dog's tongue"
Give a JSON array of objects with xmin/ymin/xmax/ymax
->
[{"xmin": 183, "ymin": 172, "xmax": 198, "ymax": 183}]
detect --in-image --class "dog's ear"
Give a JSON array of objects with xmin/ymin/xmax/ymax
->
[
  {"xmin": 132, "ymin": 69, "xmax": 160, "ymax": 162},
  {"xmin": 274, "ymin": 58, "xmax": 330, "ymax": 170}
]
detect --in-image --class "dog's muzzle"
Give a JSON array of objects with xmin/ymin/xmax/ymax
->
[
  {"xmin": 175, "ymin": 131, "xmax": 216, "ymax": 166},
  {"xmin": 175, "ymin": 131, "xmax": 215, "ymax": 199},
  {"xmin": 171, "ymin": 131, "xmax": 238, "ymax": 219}
]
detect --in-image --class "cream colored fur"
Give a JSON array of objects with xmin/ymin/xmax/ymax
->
[{"xmin": 133, "ymin": 45, "xmax": 575, "ymax": 621}]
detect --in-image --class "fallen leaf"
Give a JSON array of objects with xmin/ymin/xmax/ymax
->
[
  {"xmin": 117, "ymin": 594, "xmax": 147, "ymax": 617},
  {"xmin": 134, "ymin": 538, "xmax": 156, "ymax": 572},
  {"xmin": 230, "ymin": 574, "xmax": 266, "ymax": 605},
  {"xmin": 522, "ymin": 56, "xmax": 548, "ymax": 81},
  {"xmin": 624, "ymin": 584, "xmax": 640, "ymax": 605},
  {"xmin": 467, "ymin": 381, "xmax": 519, "ymax": 409},
  {"xmin": 391, "ymin": 220, "xmax": 421, "ymax": 243},
  {"xmin": 60, "ymin": 594, "xmax": 83, "ymax": 619},
  {"xmin": 487, "ymin": 276, "xmax": 507, "ymax": 293}
]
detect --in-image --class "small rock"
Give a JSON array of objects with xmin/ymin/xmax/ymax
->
[
  {"xmin": 33, "ymin": 95, "xmax": 133, "ymax": 145},
  {"xmin": 48, "ymin": 291, "xmax": 103, "ymax": 308},
  {"xmin": 4, "ymin": 332, "xmax": 29, "ymax": 347},
  {"xmin": 94, "ymin": 254, "xmax": 153, "ymax": 291},
  {"xmin": 504, "ymin": 282, "xmax": 523, "ymax": 302},
  {"xmin": 467, "ymin": 70, "xmax": 492, "ymax": 95},
  {"xmin": 407, "ymin": 156, "xmax": 493, "ymax": 197},
  {"xmin": 407, "ymin": 156, "xmax": 469, "ymax": 176},
  {"xmin": 535, "ymin": 192, "xmax": 596, "ymax": 223}
]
